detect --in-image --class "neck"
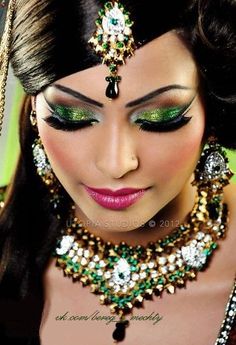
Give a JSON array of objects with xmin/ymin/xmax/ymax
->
[{"xmin": 74, "ymin": 176, "xmax": 197, "ymax": 247}]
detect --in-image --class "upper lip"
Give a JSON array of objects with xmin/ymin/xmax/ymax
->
[{"xmin": 84, "ymin": 185, "xmax": 149, "ymax": 196}]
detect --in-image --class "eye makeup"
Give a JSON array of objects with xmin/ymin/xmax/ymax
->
[
  {"xmin": 42, "ymin": 93, "xmax": 196, "ymax": 133},
  {"xmin": 132, "ymin": 96, "xmax": 195, "ymax": 132},
  {"xmin": 42, "ymin": 95, "xmax": 100, "ymax": 131}
]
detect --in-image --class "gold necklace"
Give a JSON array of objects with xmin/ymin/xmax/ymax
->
[{"xmin": 53, "ymin": 187, "xmax": 228, "ymax": 342}]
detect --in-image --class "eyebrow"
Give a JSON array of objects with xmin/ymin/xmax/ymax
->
[
  {"xmin": 50, "ymin": 84, "xmax": 104, "ymax": 108},
  {"xmin": 49, "ymin": 83, "xmax": 193, "ymax": 108},
  {"xmin": 126, "ymin": 85, "xmax": 194, "ymax": 107}
]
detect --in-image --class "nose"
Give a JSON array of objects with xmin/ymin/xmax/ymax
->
[{"xmin": 95, "ymin": 125, "xmax": 139, "ymax": 179}]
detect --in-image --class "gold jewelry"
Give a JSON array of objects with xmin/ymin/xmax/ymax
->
[
  {"xmin": 0, "ymin": 0, "xmax": 16, "ymax": 136},
  {"xmin": 88, "ymin": 1, "xmax": 136, "ymax": 99},
  {"xmin": 30, "ymin": 109, "xmax": 37, "ymax": 128},
  {"xmin": 53, "ymin": 142, "xmax": 233, "ymax": 342}
]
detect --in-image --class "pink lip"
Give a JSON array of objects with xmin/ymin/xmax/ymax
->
[{"xmin": 84, "ymin": 185, "xmax": 148, "ymax": 210}]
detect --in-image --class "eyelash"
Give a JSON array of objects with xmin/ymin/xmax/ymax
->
[{"xmin": 43, "ymin": 108, "xmax": 192, "ymax": 133}]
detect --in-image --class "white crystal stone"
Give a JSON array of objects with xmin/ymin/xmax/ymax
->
[
  {"xmin": 102, "ymin": 6, "xmax": 125, "ymax": 35},
  {"xmin": 81, "ymin": 257, "xmax": 87, "ymax": 266},
  {"xmin": 56, "ymin": 235, "xmax": 74, "ymax": 255},
  {"xmin": 118, "ymin": 33, "xmax": 124, "ymax": 41},
  {"xmin": 181, "ymin": 245, "xmax": 207, "ymax": 268},
  {"xmin": 93, "ymin": 255, "xmax": 100, "ymax": 262},
  {"xmin": 99, "ymin": 260, "xmax": 106, "ymax": 268},
  {"xmin": 148, "ymin": 261, "xmax": 155, "ymax": 269},
  {"xmin": 151, "ymin": 271, "xmax": 158, "ymax": 278},
  {"xmin": 129, "ymin": 280, "xmax": 135, "ymax": 288},
  {"xmin": 132, "ymin": 273, "xmax": 139, "ymax": 281},
  {"xmin": 176, "ymin": 259, "xmax": 183, "ymax": 267},
  {"xmin": 109, "ymin": 281, "xmax": 114, "ymax": 287},
  {"xmin": 160, "ymin": 266, "xmax": 168, "ymax": 274},
  {"xmin": 140, "ymin": 263, "xmax": 147, "ymax": 271},
  {"xmin": 122, "ymin": 286, "xmax": 128, "ymax": 293},
  {"xmin": 158, "ymin": 257, "xmax": 167, "ymax": 265},
  {"xmin": 168, "ymin": 264, "xmax": 176, "ymax": 272},
  {"xmin": 83, "ymin": 249, "xmax": 90, "ymax": 258},
  {"xmin": 114, "ymin": 284, "xmax": 120, "ymax": 293},
  {"xmin": 204, "ymin": 234, "xmax": 212, "ymax": 242},
  {"xmin": 140, "ymin": 272, "xmax": 147, "ymax": 279},
  {"xmin": 104, "ymin": 271, "xmax": 111, "ymax": 279},
  {"xmin": 88, "ymin": 261, "xmax": 95, "ymax": 269},
  {"xmin": 77, "ymin": 248, "xmax": 83, "ymax": 256},
  {"xmin": 124, "ymin": 27, "xmax": 131, "ymax": 35},
  {"xmin": 197, "ymin": 242, "xmax": 205, "ymax": 249},
  {"xmin": 204, "ymin": 152, "xmax": 226, "ymax": 178},
  {"xmin": 72, "ymin": 255, "xmax": 78, "ymax": 263},
  {"xmin": 196, "ymin": 232, "xmax": 205, "ymax": 240},
  {"xmin": 168, "ymin": 254, "xmax": 176, "ymax": 264},
  {"xmin": 111, "ymin": 258, "xmax": 131, "ymax": 286},
  {"xmin": 72, "ymin": 243, "xmax": 78, "ymax": 250},
  {"xmin": 190, "ymin": 240, "xmax": 197, "ymax": 247},
  {"xmin": 109, "ymin": 35, "xmax": 116, "ymax": 42},
  {"xmin": 68, "ymin": 249, "xmax": 75, "ymax": 258},
  {"xmin": 97, "ymin": 270, "xmax": 103, "ymax": 276}
]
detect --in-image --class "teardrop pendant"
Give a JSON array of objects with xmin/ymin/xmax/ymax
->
[
  {"xmin": 112, "ymin": 319, "xmax": 129, "ymax": 342},
  {"xmin": 105, "ymin": 75, "xmax": 121, "ymax": 99}
]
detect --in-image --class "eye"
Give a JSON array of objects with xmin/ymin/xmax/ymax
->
[
  {"xmin": 42, "ymin": 104, "xmax": 99, "ymax": 132},
  {"xmin": 133, "ymin": 98, "xmax": 194, "ymax": 133}
]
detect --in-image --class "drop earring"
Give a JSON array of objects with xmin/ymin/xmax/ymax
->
[
  {"xmin": 191, "ymin": 137, "xmax": 234, "ymax": 238},
  {"xmin": 31, "ymin": 110, "xmax": 64, "ymax": 217}
]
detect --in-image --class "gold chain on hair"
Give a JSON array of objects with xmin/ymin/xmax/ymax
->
[{"xmin": 0, "ymin": 0, "xmax": 16, "ymax": 136}]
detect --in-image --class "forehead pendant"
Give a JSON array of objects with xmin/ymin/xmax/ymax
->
[{"xmin": 88, "ymin": 1, "xmax": 136, "ymax": 99}]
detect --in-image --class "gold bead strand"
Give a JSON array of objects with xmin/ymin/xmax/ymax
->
[{"xmin": 0, "ymin": 0, "xmax": 16, "ymax": 136}]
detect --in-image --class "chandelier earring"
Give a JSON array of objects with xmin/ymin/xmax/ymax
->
[{"xmin": 31, "ymin": 111, "xmax": 64, "ymax": 217}]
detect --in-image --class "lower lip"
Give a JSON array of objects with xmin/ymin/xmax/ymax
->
[{"xmin": 84, "ymin": 186, "xmax": 147, "ymax": 210}]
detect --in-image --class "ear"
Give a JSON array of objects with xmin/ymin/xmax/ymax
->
[{"xmin": 31, "ymin": 96, "xmax": 36, "ymax": 111}]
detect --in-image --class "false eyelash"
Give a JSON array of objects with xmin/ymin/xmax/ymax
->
[
  {"xmin": 43, "ymin": 113, "xmax": 99, "ymax": 132},
  {"xmin": 135, "ymin": 114, "xmax": 192, "ymax": 132}
]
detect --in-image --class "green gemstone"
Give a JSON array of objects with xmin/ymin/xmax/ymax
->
[
  {"xmin": 102, "ymin": 42, "xmax": 109, "ymax": 50},
  {"xmin": 110, "ymin": 18, "xmax": 118, "ymax": 25},
  {"xmin": 117, "ymin": 41, "xmax": 124, "ymax": 49},
  {"xmin": 109, "ymin": 64, "xmax": 117, "ymax": 72},
  {"xmin": 97, "ymin": 34, "xmax": 103, "ymax": 42},
  {"xmin": 96, "ymin": 18, "xmax": 102, "ymax": 26},
  {"xmin": 211, "ymin": 242, "xmax": 218, "ymax": 249},
  {"xmin": 118, "ymin": 2, "xmax": 124, "ymax": 9},
  {"xmin": 124, "ymin": 36, "xmax": 129, "ymax": 42},
  {"xmin": 157, "ymin": 277, "xmax": 164, "ymax": 285},
  {"xmin": 95, "ymin": 264, "xmax": 100, "ymax": 269},
  {"xmin": 130, "ymin": 266, "xmax": 137, "ymax": 272},
  {"xmin": 145, "ymin": 281, "xmax": 151, "ymax": 289},
  {"xmin": 98, "ymin": 9, "xmax": 105, "ymax": 16},
  {"xmin": 105, "ymin": 2, "xmax": 112, "ymax": 9},
  {"xmin": 125, "ymin": 19, "xmax": 133, "ymax": 26}
]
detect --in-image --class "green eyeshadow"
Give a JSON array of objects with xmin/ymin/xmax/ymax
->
[
  {"xmin": 53, "ymin": 104, "xmax": 95, "ymax": 121},
  {"xmin": 134, "ymin": 105, "xmax": 185, "ymax": 123}
]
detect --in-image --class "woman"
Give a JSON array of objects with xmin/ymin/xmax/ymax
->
[{"xmin": 0, "ymin": 0, "xmax": 235, "ymax": 344}]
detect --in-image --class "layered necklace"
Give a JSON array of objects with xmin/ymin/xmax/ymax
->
[{"xmin": 53, "ymin": 185, "xmax": 229, "ymax": 342}]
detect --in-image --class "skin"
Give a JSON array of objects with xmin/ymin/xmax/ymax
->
[
  {"xmin": 33, "ymin": 31, "xmax": 204, "ymax": 246},
  {"xmin": 31, "ymin": 31, "xmax": 236, "ymax": 345}
]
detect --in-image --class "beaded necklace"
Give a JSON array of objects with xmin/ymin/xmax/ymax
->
[{"xmin": 53, "ymin": 188, "xmax": 228, "ymax": 342}]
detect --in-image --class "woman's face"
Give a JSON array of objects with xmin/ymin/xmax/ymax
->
[{"xmin": 34, "ymin": 31, "xmax": 205, "ymax": 233}]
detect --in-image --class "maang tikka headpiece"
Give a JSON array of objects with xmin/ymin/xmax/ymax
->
[{"xmin": 88, "ymin": 1, "xmax": 136, "ymax": 99}]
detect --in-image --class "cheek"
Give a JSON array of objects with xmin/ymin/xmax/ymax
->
[
  {"xmin": 37, "ymin": 124, "xmax": 94, "ymax": 183},
  {"xmin": 139, "ymin": 118, "xmax": 205, "ymax": 186}
]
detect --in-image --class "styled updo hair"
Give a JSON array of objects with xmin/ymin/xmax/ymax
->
[{"xmin": 10, "ymin": 0, "xmax": 236, "ymax": 148}]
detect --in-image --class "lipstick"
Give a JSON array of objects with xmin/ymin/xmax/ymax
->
[{"xmin": 84, "ymin": 185, "xmax": 148, "ymax": 210}]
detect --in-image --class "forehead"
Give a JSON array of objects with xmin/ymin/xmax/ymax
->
[{"xmin": 50, "ymin": 31, "xmax": 198, "ymax": 105}]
